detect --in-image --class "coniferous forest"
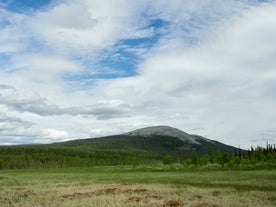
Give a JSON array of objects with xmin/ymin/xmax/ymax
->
[{"xmin": 0, "ymin": 143, "xmax": 275, "ymax": 170}]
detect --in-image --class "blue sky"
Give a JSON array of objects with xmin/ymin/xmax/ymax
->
[
  {"xmin": 0, "ymin": 0, "xmax": 276, "ymax": 147},
  {"xmin": 1, "ymin": 0, "xmax": 52, "ymax": 12}
]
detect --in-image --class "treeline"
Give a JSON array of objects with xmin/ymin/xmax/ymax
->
[
  {"xmin": 0, "ymin": 144, "xmax": 275, "ymax": 170},
  {"xmin": 0, "ymin": 146, "xmax": 160, "ymax": 169},
  {"xmin": 179, "ymin": 144, "xmax": 276, "ymax": 167}
]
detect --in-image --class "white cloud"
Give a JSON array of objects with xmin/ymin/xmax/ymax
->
[
  {"xmin": 40, "ymin": 128, "xmax": 70, "ymax": 142},
  {"xmin": 0, "ymin": 0, "xmax": 276, "ymax": 148},
  {"xmin": 0, "ymin": 110, "xmax": 39, "ymax": 145},
  {"xmin": 20, "ymin": 55, "xmax": 80, "ymax": 73},
  {"xmin": 0, "ymin": 86, "xmax": 132, "ymax": 120},
  {"xmin": 0, "ymin": 84, "xmax": 15, "ymax": 90},
  {"xmin": 0, "ymin": 111, "xmax": 33, "ymax": 129},
  {"xmin": 27, "ymin": 0, "xmax": 148, "ymax": 54},
  {"xmin": 0, "ymin": 9, "xmax": 27, "ymax": 54}
]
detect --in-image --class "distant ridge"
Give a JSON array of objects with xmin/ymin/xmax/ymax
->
[{"xmin": 57, "ymin": 125, "xmax": 239, "ymax": 155}]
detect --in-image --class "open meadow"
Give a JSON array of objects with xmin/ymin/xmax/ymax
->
[{"xmin": 0, "ymin": 166, "xmax": 275, "ymax": 207}]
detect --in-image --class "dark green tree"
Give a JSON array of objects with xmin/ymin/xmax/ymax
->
[
  {"xmin": 163, "ymin": 155, "xmax": 174, "ymax": 165},
  {"xmin": 191, "ymin": 151, "xmax": 199, "ymax": 166},
  {"xmin": 209, "ymin": 150, "xmax": 215, "ymax": 164}
]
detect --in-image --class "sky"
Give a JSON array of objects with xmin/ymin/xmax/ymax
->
[{"xmin": 0, "ymin": 0, "xmax": 276, "ymax": 148}]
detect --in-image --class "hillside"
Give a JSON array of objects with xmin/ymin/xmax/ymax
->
[
  {"xmin": 56, "ymin": 126, "xmax": 239, "ymax": 155},
  {"xmin": 0, "ymin": 126, "xmax": 242, "ymax": 169}
]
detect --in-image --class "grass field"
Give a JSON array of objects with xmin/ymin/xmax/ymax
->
[{"xmin": 0, "ymin": 166, "xmax": 275, "ymax": 207}]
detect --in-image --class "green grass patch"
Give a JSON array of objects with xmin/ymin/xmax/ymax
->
[{"xmin": 1, "ymin": 166, "xmax": 275, "ymax": 192}]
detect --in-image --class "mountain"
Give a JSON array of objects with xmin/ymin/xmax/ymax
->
[
  {"xmin": 0, "ymin": 126, "xmax": 242, "ymax": 169},
  {"xmin": 56, "ymin": 125, "xmax": 239, "ymax": 155}
]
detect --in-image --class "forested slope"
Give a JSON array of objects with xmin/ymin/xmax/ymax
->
[{"xmin": 0, "ymin": 126, "xmax": 275, "ymax": 169}]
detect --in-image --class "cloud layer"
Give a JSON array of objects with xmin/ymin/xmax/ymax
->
[{"xmin": 0, "ymin": 0, "xmax": 276, "ymax": 148}]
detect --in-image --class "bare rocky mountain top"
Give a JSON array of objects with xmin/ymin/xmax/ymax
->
[{"xmin": 125, "ymin": 126, "xmax": 211, "ymax": 145}]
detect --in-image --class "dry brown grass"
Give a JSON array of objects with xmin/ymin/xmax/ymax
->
[{"xmin": 0, "ymin": 182, "xmax": 275, "ymax": 207}]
